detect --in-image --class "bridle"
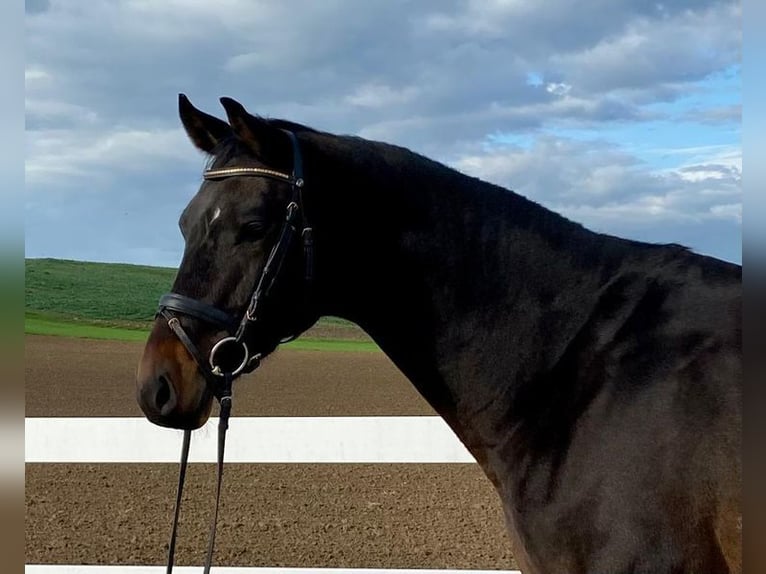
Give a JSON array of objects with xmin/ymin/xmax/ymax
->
[
  {"xmin": 156, "ymin": 130, "xmax": 314, "ymax": 573},
  {"xmin": 158, "ymin": 129, "xmax": 313, "ymax": 389}
]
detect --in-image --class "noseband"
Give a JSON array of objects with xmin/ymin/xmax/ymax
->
[
  {"xmin": 157, "ymin": 129, "xmax": 314, "ymax": 392},
  {"xmin": 156, "ymin": 130, "xmax": 313, "ymax": 573}
]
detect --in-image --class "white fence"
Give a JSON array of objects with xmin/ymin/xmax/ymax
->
[
  {"xmin": 25, "ymin": 417, "xmax": 476, "ymax": 463},
  {"xmin": 25, "ymin": 416, "xmax": 520, "ymax": 574}
]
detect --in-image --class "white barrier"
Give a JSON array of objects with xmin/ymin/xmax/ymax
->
[
  {"xmin": 24, "ymin": 417, "xmax": 476, "ymax": 463},
  {"xmin": 25, "ymin": 567, "xmax": 520, "ymax": 574}
]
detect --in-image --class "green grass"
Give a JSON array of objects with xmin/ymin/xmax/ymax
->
[
  {"xmin": 25, "ymin": 315, "xmax": 151, "ymax": 342},
  {"xmin": 26, "ymin": 258, "xmax": 176, "ymax": 328},
  {"xmin": 284, "ymin": 338, "xmax": 379, "ymax": 352},
  {"xmin": 25, "ymin": 258, "xmax": 376, "ymax": 351},
  {"xmin": 25, "ymin": 315, "xmax": 378, "ymax": 352}
]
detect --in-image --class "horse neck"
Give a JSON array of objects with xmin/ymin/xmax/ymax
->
[{"xmin": 308, "ymin": 136, "xmax": 629, "ymax": 455}]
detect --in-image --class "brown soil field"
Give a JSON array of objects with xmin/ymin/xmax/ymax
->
[{"xmin": 26, "ymin": 335, "xmax": 516, "ymax": 569}]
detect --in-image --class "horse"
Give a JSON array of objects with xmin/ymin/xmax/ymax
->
[{"xmin": 136, "ymin": 94, "xmax": 742, "ymax": 574}]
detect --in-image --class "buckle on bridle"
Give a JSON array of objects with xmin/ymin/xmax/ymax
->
[{"xmin": 209, "ymin": 336, "xmax": 249, "ymax": 377}]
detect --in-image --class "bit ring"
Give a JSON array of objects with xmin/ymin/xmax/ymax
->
[{"xmin": 209, "ymin": 336, "xmax": 249, "ymax": 377}]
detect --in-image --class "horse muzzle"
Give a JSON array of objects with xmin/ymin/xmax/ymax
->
[{"xmin": 136, "ymin": 321, "xmax": 214, "ymax": 429}]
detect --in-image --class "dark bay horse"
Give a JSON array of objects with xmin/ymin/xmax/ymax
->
[{"xmin": 136, "ymin": 95, "xmax": 742, "ymax": 574}]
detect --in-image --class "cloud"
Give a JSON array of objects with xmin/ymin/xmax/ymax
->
[
  {"xmin": 344, "ymin": 83, "xmax": 420, "ymax": 108},
  {"xmin": 24, "ymin": 0, "xmax": 741, "ymax": 265},
  {"xmin": 26, "ymin": 0, "xmax": 740, "ymax": 142},
  {"xmin": 25, "ymin": 99, "xmax": 99, "ymax": 129},
  {"xmin": 451, "ymin": 136, "xmax": 742, "ymax": 230},
  {"xmin": 26, "ymin": 127, "xmax": 198, "ymax": 188},
  {"xmin": 548, "ymin": 3, "xmax": 740, "ymax": 94},
  {"xmin": 24, "ymin": 66, "xmax": 51, "ymax": 83},
  {"xmin": 25, "ymin": 0, "xmax": 50, "ymax": 14},
  {"xmin": 682, "ymin": 104, "xmax": 741, "ymax": 125}
]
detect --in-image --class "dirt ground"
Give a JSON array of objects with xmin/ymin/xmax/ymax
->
[{"xmin": 26, "ymin": 335, "xmax": 516, "ymax": 569}]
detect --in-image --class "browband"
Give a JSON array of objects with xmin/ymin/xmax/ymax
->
[{"xmin": 203, "ymin": 167, "xmax": 292, "ymax": 181}]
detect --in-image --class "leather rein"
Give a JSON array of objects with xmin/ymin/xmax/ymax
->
[{"xmin": 157, "ymin": 130, "xmax": 313, "ymax": 573}]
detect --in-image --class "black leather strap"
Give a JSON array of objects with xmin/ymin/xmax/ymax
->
[
  {"xmin": 203, "ymin": 390, "xmax": 232, "ymax": 573},
  {"xmin": 165, "ymin": 380, "xmax": 232, "ymax": 574},
  {"xmin": 224, "ymin": 202, "xmax": 298, "ymax": 344},
  {"xmin": 284, "ymin": 130, "xmax": 303, "ymax": 184},
  {"xmin": 159, "ymin": 293, "xmax": 238, "ymax": 333},
  {"xmin": 284, "ymin": 130, "xmax": 314, "ymax": 286},
  {"xmin": 166, "ymin": 429, "xmax": 191, "ymax": 574}
]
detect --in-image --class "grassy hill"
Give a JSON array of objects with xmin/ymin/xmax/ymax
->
[
  {"xmin": 25, "ymin": 258, "xmax": 373, "ymax": 348},
  {"xmin": 26, "ymin": 258, "xmax": 176, "ymax": 328}
]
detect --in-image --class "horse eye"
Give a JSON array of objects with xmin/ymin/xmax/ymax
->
[{"xmin": 240, "ymin": 220, "xmax": 266, "ymax": 241}]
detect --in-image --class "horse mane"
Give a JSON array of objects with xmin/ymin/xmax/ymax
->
[
  {"xmin": 267, "ymin": 118, "xmax": 320, "ymax": 134},
  {"xmin": 201, "ymin": 117, "xmax": 688, "ymax": 258}
]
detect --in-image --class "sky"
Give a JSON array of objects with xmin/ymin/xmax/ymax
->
[{"xmin": 25, "ymin": 0, "xmax": 742, "ymax": 267}]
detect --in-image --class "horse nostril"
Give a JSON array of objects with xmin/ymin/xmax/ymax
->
[{"xmin": 155, "ymin": 374, "xmax": 178, "ymax": 416}]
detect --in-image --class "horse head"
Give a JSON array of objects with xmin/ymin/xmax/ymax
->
[{"xmin": 136, "ymin": 95, "xmax": 318, "ymax": 429}]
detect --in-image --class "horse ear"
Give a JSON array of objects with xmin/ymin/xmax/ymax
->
[
  {"xmin": 178, "ymin": 94, "xmax": 232, "ymax": 153},
  {"xmin": 219, "ymin": 97, "xmax": 291, "ymax": 167}
]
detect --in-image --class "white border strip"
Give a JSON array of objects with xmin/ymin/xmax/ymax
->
[
  {"xmin": 25, "ymin": 567, "xmax": 519, "ymax": 574},
  {"xmin": 25, "ymin": 417, "xmax": 476, "ymax": 463}
]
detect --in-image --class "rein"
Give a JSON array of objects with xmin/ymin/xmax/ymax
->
[{"xmin": 157, "ymin": 130, "xmax": 312, "ymax": 572}]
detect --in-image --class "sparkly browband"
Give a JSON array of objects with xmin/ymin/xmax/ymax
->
[{"xmin": 203, "ymin": 167, "xmax": 292, "ymax": 181}]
